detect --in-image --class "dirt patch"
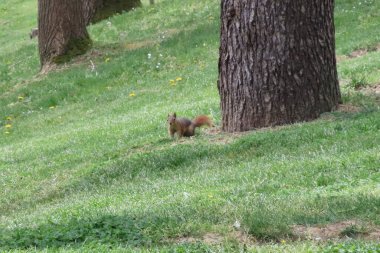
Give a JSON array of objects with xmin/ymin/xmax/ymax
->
[
  {"xmin": 292, "ymin": 220, "xmax": 380, "ymax": 241},
  {"xmin": 40, "ymin": 62, "xmax": 58, "ymax": 75},
  {"xmin": 0, "ymin": 20, "xmax": 10, "ymax": 26},
  {"xmin": 205, "ymin": 127, "xmax": 222, "ymax": 135},
  {"xmin": 336, "ymin": 43, "xmax": 380, "ymax": 62},
  {"xmin": 202, "ymin": 233, "xmax": 225, "ymax": 244},
  {"xmin": 337, "ymin": 104, "xmax": 361, "ymax": 113},
  {"xmin": 173, "ymin": 236, "xmax": 197, "ymax": 244},
  {"xmin": 336, "ymin": 55, "xmax": 349, "ymax": 62},
  {"xmin": 172, "ymin": 231, "xmax": 254, "ymax": 245},
  {"xmin": 348, "ymin": 43, "xmax": 380, "ymax": 59},
  {"xmin": 204, "ymin": 127, "xmax": 228, "ymax": 141},
  {"xmin": 124, "ymin": 39, "xmax": 156, "ymax": 50},
  {"xmin": 204, "ymin": 127, "xmax": 251, "ymax": 145},
  {"xmin": 69, "ymin": 48, "xmax": 106, "ymax": 66},
  {"xmin": 349, "ymin": 48, "xmax": 368, "ymax": 58},
  {"xmin": 172, "ymin": 221, "xmax": 380, "ymax": 246},
  {"xmin": 359, "ymin": 83, "xmax": 380, "ymax": 95},
  {"xmin": 367, "ymin": 230, "xmax": 380, "ymax": 240},
  {"xmin": 230, "ymin": 231, "xmax": 255, "ymax": 244},
  {"xmin": 124, "ymin": 27, "xmax": 192, "ymax": 50},
  {"xmin": 173, "ymin": 233, "xmax": 223, "ymax": 244}
]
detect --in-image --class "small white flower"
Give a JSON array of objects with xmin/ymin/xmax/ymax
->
[
  {"xmin": 233, "ymin": 220, "xmax": 241, "ymax": 229},
  {"xmin": 147, "ymin": 53, "xmax": 152, "ymax": 59}
]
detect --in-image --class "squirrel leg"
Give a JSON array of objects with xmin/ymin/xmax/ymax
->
[
  {"xmin": 168, "ymin": 128, "xmax": 175, "ymax": 138},
  {"xmin": 183, "ymin": 125, "xmax": 195, "ymax": 137},
  {"xmin": 177, "ymin": 129, "xmax": 184, "ymax": 138}
]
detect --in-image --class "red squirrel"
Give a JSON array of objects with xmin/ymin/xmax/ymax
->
[{"xmin": 167, "ymin": 112, "xmax": 212, "ymax": 138}]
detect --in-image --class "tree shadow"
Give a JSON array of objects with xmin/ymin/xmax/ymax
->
[
  {"xmin": 2, "ymin": 174, "xmax": 379, "ymax": 250},
  {"xmin": 89, "ymin": 0, "xmax": 142, "ymax": 25}
]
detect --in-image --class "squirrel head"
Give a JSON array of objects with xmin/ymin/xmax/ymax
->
[{"xmin": 167, "ymin": 112, "xmax": 176, "ymax": 126}]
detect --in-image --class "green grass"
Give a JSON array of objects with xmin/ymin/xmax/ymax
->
[
  {"xmin": 335, "ymin": 0, "xmax": 380, "ymax": 55},
  {"xmin": 1, "ymin": 0, "xmax": 380, "ymax": 252}
]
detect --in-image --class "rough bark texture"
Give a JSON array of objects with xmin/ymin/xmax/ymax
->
[
  {"xmin": 218, "ymin": 0, "xmax": 341, "ymax": 132},
  {"xmin": 84, "ymin": 0, "xmax": 142, "ymax": 25},
  {"xmin": 83, "ymin": 0, "xmax": 100, "ymax": 26},
  {"xmin": 38, "ymin": 0, "xmax": 91, "ymax": 71}
]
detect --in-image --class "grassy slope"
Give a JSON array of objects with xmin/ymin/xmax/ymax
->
[{"xmin": 0, "ymin": 0, "xmax": 379, "ymax": 252}]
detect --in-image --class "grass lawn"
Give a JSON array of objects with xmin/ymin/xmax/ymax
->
[{"xmin": 0, "ymin": 0, "xmax": 379, "ymax": 252}]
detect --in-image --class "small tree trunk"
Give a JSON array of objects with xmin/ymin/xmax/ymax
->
[
  {"xmin": 38, "ymin": 0, "xmax": 91, "ymax": 71},
  {"xmin": 218, "ymin": 0, "xmax": 341, "ymax": 132}
]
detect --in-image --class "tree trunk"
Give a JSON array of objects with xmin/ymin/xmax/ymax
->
[
  {"xmin": 38, "ymin": 0, "xmax": 91, "ymax": 71},
  {"xmin": 218, "ymin": 0, "xmax": 341, "ymax": 132},
  {"xmin": 84, "ymin": 0, "xmax": 142, "ymax": 25},
  {"xmin": 83, "ymin": 0, "xmax": 101, "ymax": 26}
]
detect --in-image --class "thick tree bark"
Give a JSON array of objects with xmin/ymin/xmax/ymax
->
[
  {"xmin": 38, "ymin": 0, "xmax": 91, "ymax": 71},
  {"xmin": 218, "ymin": 0, "xmax": 341, "ymax": 132},
  {"xmin": 84, "ymin": 0, "xmax": 142, "ymax": 25},
  {"xmin": 83, "ymin": 0, "xmax": 100, "ymax": 26}
]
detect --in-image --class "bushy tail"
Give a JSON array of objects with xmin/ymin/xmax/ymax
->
[{"xmin": 192, "ymin": 115, "xmax": 213, "ymax": 128}]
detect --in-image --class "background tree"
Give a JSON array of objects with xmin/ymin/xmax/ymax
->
[
  {"xmin": 218, "ymin": 0, "xmax": 341, "ymax": 132},
  {"xmin": 38, "ymin": 0, "xmax": 91, "ymax": 71},
  {"xmin": 84, "ymin": 0, "xmax": 142, "ymax": 25}
]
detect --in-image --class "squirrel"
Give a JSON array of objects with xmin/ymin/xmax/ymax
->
[
  {"xmin": 29, "ymin": 28, "xmax": 38, "ymax": 39},
  {"xmin": 167, "ymin": 112, "xmax": 212, "ymax": 138}
]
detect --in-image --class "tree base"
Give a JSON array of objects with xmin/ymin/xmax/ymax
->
[{"xmin": 52, "ymin": 37, "xmax": 92, "ymax": 64}]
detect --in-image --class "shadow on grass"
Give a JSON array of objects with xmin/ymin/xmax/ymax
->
[
  {"xmin": 1, "ymin": 108, "xmax": 378, "ymax": 217},
  {"xmin": 0, "ymin": 212, "xmax": 170, "ymax": 250},
  {"xmin": 67, "ymin": 108, "xmax": 380, "ymax": 193},
  {"xmin": 244, "ymin": 192, "xmax": 380, "ymax": 241},
  {"xmin": 1, "ymin": 111, "xmax": 379, "ymax": 249},
  {"xmin": 1, "ymin": 187, "xmax": 379, "ymax": 250}
]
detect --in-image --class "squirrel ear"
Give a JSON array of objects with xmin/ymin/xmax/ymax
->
[{"xmin": 173, "ymin": 112, "xmax": 176, "ymax": 118}]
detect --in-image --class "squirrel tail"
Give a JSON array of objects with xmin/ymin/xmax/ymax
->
[{"xmin": 192, "ymin": 115, "xmax": 213, "ymax": 128}]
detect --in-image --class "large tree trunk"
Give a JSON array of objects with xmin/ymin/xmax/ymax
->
[
  {"xmin": 84, "ymin": 0, "xmax": 142, "ymax": 25},
  {"xmin": 38, "ymin": 0, "xmax": 91, "ymax": 71},
  {"xmin": 218, "ymin": 0, "xmax": 341, "ymax": 132},
  {"xmin": 83, "ymin": 0, "xmax": 100, "ymax": 26}
]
